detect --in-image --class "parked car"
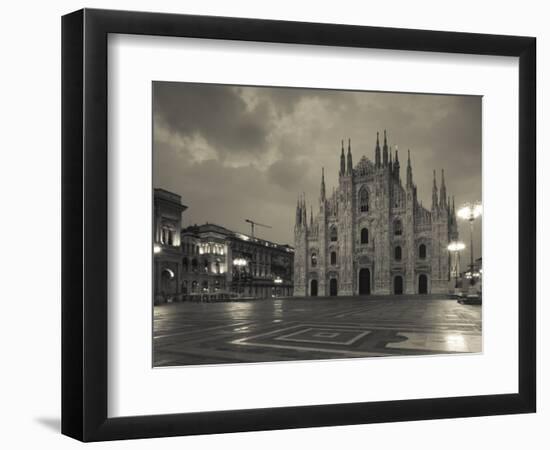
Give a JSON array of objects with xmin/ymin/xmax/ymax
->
[{"xmin": 457, "ymin": 285, "xmax": 482, "ymax": 305}]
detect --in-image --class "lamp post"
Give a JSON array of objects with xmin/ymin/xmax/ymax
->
[
  {"xmin": 233, "ymin": 257, "xmax": 248, "ymax": 297},
  {"xmin": 447, "ymin": 241, "xmax": 466, "ymax": 288},
  {"xmin": 274, "ymin": 276, "xmax": 283, "ymax": 298},
  {"xmin": 457, "ymin": 202, "xmax": 482, "ymax": 273}
]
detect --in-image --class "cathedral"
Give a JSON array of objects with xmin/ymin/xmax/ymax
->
[{"xmin": 294, "ymin": 131, "xmax": 459, "ymax": 297}]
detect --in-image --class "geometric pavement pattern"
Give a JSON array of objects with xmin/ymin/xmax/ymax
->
[{"xmin": 153, "ymin": 297, "xmax": 482, "ymax": 367}]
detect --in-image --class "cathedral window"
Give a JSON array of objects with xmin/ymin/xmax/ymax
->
[
  {"xmin": 330, "ymin": 227, "xmax": 338, "ymax": 242},
  {"xmin": 311, "ymin": 253, "xmax": 317, "ymax": 267},
  {"xmin": 419, "ymin": 244, "xmax": 427, "ymax": 259},
  {"xmin": 394, "ymin": 219, "xmax": 403, "ymax": 236},
  {"xmin": 394, "ymin": 246, "xmax": 402, "ymax": 261},
  {"xmin": 359, "ymin": 187, "xmax": 369, "ymax": 212},
  {"xmin": 182, "ymin": 257, "xmax": 189, "ymax": 272},
  {"xmin": 191, "ymin": 258, "xmax": 198, "ymax": 272},
  {"xmin": 330, "ymin": 251, "xmax": 337, "ymax": 265},
  {"xmin": 360, "ymin": 228, "xmax": 369, "ymax": 244}
]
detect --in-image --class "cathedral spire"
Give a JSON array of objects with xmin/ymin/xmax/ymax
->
[
  {"xmin": 432, "ymin": 169, "xmax": 438, "ymax": 211},
  {"xmin": 439, "ymin": 169, "xmax": 447, "ymax": 209},
  {"xmin": 320, "ymin": 167, "xmax": 326, "ymax": 201},
  {"xmin": 394, "ymin": 148, "xmax": 400, "ymax": 180},
  {"xmin": 375, "ymin": 131, "xmax": 381, "ymax": 168},
  {"xmin": 406, "ymin": 149, "xmax": 413, "ymax": 187},
  {"xmin": 382, "ymin": 129, "xmax": 389, "ymax": 166},
  {"xmin": 346, "ymin": 138, "xmax": 353, "ymax": 175},
  {"xmin": 340, "ymin": 140, "xmax": 345, "ymax": 176},
  {"xmin": 302, "ymin": 193, "xmax": 307, "ymax": 225},
  {"xmin": 310, "ymin": 206, "xmax": 313, "ymax": 228},
  {"xmin": 295, "ymin": 195, "xmax": 301, "ymax": 226}
]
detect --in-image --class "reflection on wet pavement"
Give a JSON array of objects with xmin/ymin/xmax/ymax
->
[{"xmin": 153, "ymin": 297, "xmax": 482, "ymax": 367}]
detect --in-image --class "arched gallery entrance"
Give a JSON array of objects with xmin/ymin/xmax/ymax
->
[
  {"xmin": 310, "ymin": 279, "xmax": 318, "ymax": 297},
  {"xmin": 160, "ymin": 268, "xmax": 176, "ymax": 301},
  {"xmin": 359, "ymin": 268, "xmax": 371, "ymax": 295},
  {"xmin": 394, "ymin": 275, "xmax": 403, "ymax": 295},
  {"xmin": 418, "ymin": 274, "xmax": 428, "ymax": 294},
  {"xmin": 329, "ymin": 278, "xmax": 338, "ymax": 296}
]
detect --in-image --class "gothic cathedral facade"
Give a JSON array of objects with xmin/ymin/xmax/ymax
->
[{"xmin": 294, "ymin": 131, "xmax": 459, "ymax": 297}]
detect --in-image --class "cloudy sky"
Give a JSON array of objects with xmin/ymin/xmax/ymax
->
[{"xmin": 153, "ymin": 82, "xmax": 482, "ymax": 258}]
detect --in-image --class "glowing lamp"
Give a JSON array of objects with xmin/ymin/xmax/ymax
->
[
  {"xmin": 447, "ymin": 241, "xmax": 466, "ymax": 252},
  {"xmin": 457, "ymin": 202, "xmax": 482, "ymax": 221}
]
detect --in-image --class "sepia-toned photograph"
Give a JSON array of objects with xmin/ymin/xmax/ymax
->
[{"xmin": 152, "ymin": 82, "xmax": 482, "ymax": 367}]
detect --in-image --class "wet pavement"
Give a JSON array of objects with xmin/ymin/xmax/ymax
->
[{"xmin": 153, "ymin": 297, "xmax": 482, "ymax": 367}]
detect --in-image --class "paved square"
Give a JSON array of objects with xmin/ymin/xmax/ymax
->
[
  {"xmin": 153, "ymin": 297, "xmax": 482, "ymax": 366},
  {"xmin": 275, "ymin": 327, "xmax": 371, "ymax": 345}
]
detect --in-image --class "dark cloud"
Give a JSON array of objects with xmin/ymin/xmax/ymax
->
[
  {"xmin": 267, "ymin": 158, "xmax": 312, "ymax": 192},
  {"xmin": 153, "ymin": 82, "xmax": 271, "ymax": 158},
  {"xmin": 154, "ymin": 82, "xmax": 482, "ymax": 255}
]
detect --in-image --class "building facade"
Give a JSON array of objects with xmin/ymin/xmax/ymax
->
[
  {"xmin": 294, "ymin": 131, "xmax": 459, "ymax": 297},
  {"xmin": 153, "ymin": 188, "xmax": 187, "ymax": 304},
  {"xmin": 181, "ymin": 224, "xmax": 294, "ymax": 300},
  {"xmin": 154, "ymin": 188, "xmax": 294, "ymax": 304}
]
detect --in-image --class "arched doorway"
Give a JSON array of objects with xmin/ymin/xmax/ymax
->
[
  {"xmin": 418, "ymin": 274, "xmax": 428, "ymax": 294},
  {"xmin": 310, "ymin": 279, "xmax": 318, "ymax": 297},
  {"xmin": 394, "ymin": 275, "xmax": 403, "ymax": 295},
  {"xmin": 359, "ymin": 268, "xmax": 371, "ymax": 295},
  {"xmin": 160, "ymin": 268, "xmax": 176, "ymax": 301},
  {"xmin": 329, "ymin": 278, "xmax": 338, "ymax": 296}
]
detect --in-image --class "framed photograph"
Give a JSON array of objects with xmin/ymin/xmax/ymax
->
[{"xmin": 62, "ymin": 8, "xmax": 536, "ymax": 441}]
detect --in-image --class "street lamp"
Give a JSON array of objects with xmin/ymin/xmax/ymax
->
[
  {"xmin": 232, "ymin": 258, "xmax": 248, "ymax": 296},
  {"xmin": 153, "ymin": 244, "xmax": 162, "ymax": 254},
  {"xmin": 273, "ymin": 276, "xmax": 283, "ymax": 298},
  {"xmin": 457, "ymin": 202, "xmax": 482, "ymax": 273},
  {"xmin": 447, "ymin": 241, "xmax": 466, "ymax": 287}
]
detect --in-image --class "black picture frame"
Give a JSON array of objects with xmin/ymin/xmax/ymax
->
[{"xmin": 61, "ymin": 8, "xmax": 536, "ymax": 442}]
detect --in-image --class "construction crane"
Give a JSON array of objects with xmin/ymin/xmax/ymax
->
[{"xmin": 245, "ymin": 219, "xmax": 272, "ymax": 238}]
